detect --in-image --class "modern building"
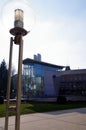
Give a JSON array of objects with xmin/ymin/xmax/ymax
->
[
  {"xmin": 22, "ymin": 57, "xmax": 64, "ymax": 99},
  {"xmin": 11, "ymin": 56, "xmax": 86, "ymax": 102},
  {"xmin": 53, "ymin": 69, "xmax": 86, "ymax": 101}
]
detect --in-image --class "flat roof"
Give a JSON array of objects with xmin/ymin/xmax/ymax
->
[
  {"xmin": 61, "ymin": 69, "xmax": 86, "ymax": 75},
  {"xmin": 23, "ymin": 58, "xmax": 65, "ymax": 69}
]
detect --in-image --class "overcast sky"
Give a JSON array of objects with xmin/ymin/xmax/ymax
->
[{"xmin": 0, "ymin": 0, "xmax": 86, "ymax": 70}]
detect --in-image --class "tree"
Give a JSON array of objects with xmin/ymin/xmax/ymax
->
[{"xmin": 0, "ymin": 59, "xmax": 8, "ymax": 98}]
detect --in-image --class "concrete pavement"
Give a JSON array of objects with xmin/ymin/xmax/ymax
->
[{"xmin": 0, "ymin": 108, "xmax": 86, "ymax": 130}]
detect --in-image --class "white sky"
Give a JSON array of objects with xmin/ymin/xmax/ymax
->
[{"xmin": 0, "ymin": 0, "xmax": 86, "ymax": 70}]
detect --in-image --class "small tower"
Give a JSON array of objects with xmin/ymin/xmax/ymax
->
[
  {"xmin": 34, "ymin": 53, "xmax": 42, "ymax": 61},
  {"xmin": 37, "ymin": 53, "xmax": 41, "ymax": 61}
]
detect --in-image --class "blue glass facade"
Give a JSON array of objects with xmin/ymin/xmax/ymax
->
[
  {"xmin": 23, "ymin": 58, "xmax": 64, "ymax": 98},
  {"xmin": 34, "ymin": 63, "xmax": 61, "ymax": 77}
]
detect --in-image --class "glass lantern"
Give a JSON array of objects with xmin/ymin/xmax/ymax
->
[{"xmin": 0, "ymin": 0, "xmax": 35, "ymax": 32}]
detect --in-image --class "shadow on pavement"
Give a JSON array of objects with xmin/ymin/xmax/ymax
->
[{"xmin": 44, "ymin": 108, "xmax": 86, "ymax": 115}]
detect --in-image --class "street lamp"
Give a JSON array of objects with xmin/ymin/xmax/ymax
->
[
  {"xmin": 1, "ymin": 0, "xmax": 35, "ymax": 31},
  {"xmin": 6, "ymin": 8, "xmax": 27, "ymax": 130},
  {"xmin": 1, "ymin": 0, "xmax": 35, "ymax": 130}
]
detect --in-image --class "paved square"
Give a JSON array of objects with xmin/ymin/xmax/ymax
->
[{"xmin": 0, "ymin": 108, "xmax": 86, "ymax": 130}]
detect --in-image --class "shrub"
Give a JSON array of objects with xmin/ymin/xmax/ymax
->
[
  {"xmin": 57, "ymin": 96, "xmax": 67, "ymax": 104},
  {"xmin": 0, "ymin": 96, "xmax": 4, "ymax": 104}
]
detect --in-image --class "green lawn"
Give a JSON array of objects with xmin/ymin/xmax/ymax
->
[{"xmin": 0, "ymin": 102, "xmax": 86, "ymax": 117}]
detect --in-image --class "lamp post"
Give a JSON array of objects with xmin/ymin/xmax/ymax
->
[
  {"xmin": 5, "ymin": 9, "xmax": 28, "ymax": 130},
  {"xmin": 1, "ymin": 1, "xmax": 35, "ymax": 129}
]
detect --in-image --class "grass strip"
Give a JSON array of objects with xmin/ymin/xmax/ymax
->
[{"xmin": 0, "ymin": 102, "xmax": 86, "ymax": 117}]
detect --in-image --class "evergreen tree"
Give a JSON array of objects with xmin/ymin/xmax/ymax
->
[{"xmin": 0, "ymin": 59, "xmax": 8, "ymax": 98}]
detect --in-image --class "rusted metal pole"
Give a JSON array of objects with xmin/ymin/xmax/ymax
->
[{"xmin": 5, "ymin": 37, "xmax": 13, "ymax": 130}]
